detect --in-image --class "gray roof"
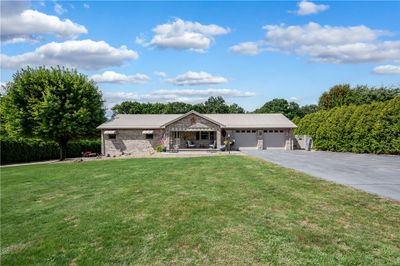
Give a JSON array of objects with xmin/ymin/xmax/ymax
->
[
  {"xmin": 97, "ymin": 112, "xmax": 296, "ymax": 129},
  {"xmin": 205, "ymin": 113, "xmax": 297, "ymax": 128}
]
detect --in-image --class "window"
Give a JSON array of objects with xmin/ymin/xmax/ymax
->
[
  {"xmin": 241, "ymin": 130, "xmax": 245, "ymax": 133},
  {"xmin": 173, "ymin": 132, "xmax": 180, "ymax": 139},
  {"xmin": 274, "ymin": 130, "xmax": 279, "ymax": 133},
  {"xmin": 246, "ymin": 130, "xmax": 251, "ymax": 133},
  {"xmin": 108, "ymin": 134, "xmax": 116, "ymax": 139},
  {"xmin": 279, "ymin": 130, "xmax": 284, "ymax": 133},
  {"xmin": 146, "ymin": 134, "xmax": 153, "ymax": 139},
  {"xmin": 264, "ymin": 130, "xmax": 268, "ymax": 133},
  {"xmin": 196, "ymin": 132, "xmax": 200, "ymax": 140},
  {"xmin": 201, "ymin": 131, "xmax": 209, "ymax": 140},
  {"xmin": 236, "ymin": 130, "xmax": 240, "ymax": 133},
  {"xmin": 269, "ymin": 130, "xmax": 273, "ymax": 133},
  {"xmin": 210, "ymin": 131, "xmax": 215, "ymax": 140},
  {"xmin": 251, "ymin": 130, "xmax": 256, "ymax": 133}
]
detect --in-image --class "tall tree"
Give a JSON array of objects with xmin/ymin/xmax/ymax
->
[
  {"xmin": 199, "ymin": 96, "xmax": 230, "ymax": 113},
  {"xmin": 228, "ymin": 103, "xmax": 245, "ymax": 113},
  {"xmin": 111, "ymin": 101, "xmax": 145, "ymax": 115},
  {"xmin": 299, "ymin": 104, "xmax": 319, "ymax": 117},
  {"xmin": 254, "ymin": 98, "xmax": 301, "ymax": 119},
  {"xmin": 318, "ymin": 84, "xmax": 399, "ymax": 110},
  {"xmin": 1, "ymin": 67, "xmax": 106, "ymax": 160},
  {"xmin": 318, "ymin": 84, "xmax": 352, "ymax": 110}
]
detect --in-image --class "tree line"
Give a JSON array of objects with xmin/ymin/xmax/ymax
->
[
  {"xmin": 112, "ymin": 84, "xmax": 399, "ymax": 120},
  {"xmin": 111, "ymin": 96, "xmax": 245, "ymax": 116}
]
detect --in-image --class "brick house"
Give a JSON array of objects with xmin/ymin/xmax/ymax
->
[{"xmin": 97, "ymin": 111, "xmax": 297, "ymax": 156}]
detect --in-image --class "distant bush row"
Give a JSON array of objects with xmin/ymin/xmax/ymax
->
[
  {"xmin": 1, "ymin": 139, "xmax": 101, "ymax": 165},
  {"xmin": 295, "ymin": 97, "xmax": 400, "ymax": 154}
]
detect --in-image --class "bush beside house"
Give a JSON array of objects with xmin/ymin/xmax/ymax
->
[{"xmin": 295, "ymin": 97, "xmax": 400, "ymax": 154}]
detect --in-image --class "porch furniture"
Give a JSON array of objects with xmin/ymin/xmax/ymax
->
[
  {"xmin": 209, "ymin": 140, "xmax": 216, "ymax": 149},
  {"xmin": 187, "ymin": 140, "xmax": 196, "ymax": 148},
  {"xmin": 81, "ymin": 151, "xmax": 98, "ymax": 157}
]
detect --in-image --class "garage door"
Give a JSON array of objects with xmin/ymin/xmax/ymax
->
[
  {"xmin": 234, "ymin": 131, "xmax": 257, "ymax": 149},
  {"xmin": 263, "ymin": 130, "xmax": 286, "ymax": 149}
]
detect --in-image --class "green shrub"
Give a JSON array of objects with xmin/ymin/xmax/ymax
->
[
  {"xmin": 0, "ymin": 138, "xmax": 101, "ymax": 164},
  {"xmin": 155, "ymin": 144, "xmax": 165, "ymax": 152},
  {"xmin": 295, "ymin": 97, "xmax": 400, "ymax": 154}
]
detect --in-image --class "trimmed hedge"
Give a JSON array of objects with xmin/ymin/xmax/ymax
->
[
  {"xmin": 295, "ymin": 97, "xmax": 400, "ymax": 154},
  {"xmin": 1, "ymin": 139, "xmax": 101, "ymax": 164}
]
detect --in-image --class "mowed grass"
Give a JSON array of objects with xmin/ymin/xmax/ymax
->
[{"xmin": 1, "ymin": 156, "xmax": 399, "ymax": 265}]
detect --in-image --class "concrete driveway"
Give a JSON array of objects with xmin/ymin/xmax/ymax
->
[{"xmin": 243, "ymin": 150, "xmax": 400, "ymax": 201}]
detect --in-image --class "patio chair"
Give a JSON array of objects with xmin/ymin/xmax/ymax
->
[
  {"xmin": 209, "ymin": 140, "xmax": 216, "ymax": 149},
  {"xmin": 187, "ymin": 140, "xmax": 196, "ymax": 148}
]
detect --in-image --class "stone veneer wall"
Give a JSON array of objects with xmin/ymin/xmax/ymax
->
[
  {"xmin": 165, "ymin": 114, "xmax": 221, "ymax": 149},
  {"xmin": 103, "ymin": 129, "xmax": 164, "ymax": 156}
]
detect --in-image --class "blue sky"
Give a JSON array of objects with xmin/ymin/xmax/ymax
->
[{"xmin": 1, "ymin": 0, "xmax": 400, "ymax": 112}]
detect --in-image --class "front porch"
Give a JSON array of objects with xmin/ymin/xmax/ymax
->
[
  {"xmin": 164, "ymin": 112, "xmax": 223, "ymax": 151},
  {"xmin": 169, "ymin": 130, "xmax": 219, "ymax": 150}
]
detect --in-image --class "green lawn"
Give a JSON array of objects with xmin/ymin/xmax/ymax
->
[{"xmin": 1, "ymin": 156, "xmax": 399, "ymax": 265}]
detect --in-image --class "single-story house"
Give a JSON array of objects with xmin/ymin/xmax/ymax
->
[{"xmin": 97, "ymin": 110, "xmax": 297, "ymax": 155}]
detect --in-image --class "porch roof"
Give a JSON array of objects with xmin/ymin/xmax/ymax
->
[{"xmin": 170, "ymin": 122, "xmax": 214, "ymax": 131}]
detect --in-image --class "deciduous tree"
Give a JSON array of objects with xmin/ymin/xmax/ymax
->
[{"xmin": 1, "ymin": 67, "xmax": 106, "ymax": 160}]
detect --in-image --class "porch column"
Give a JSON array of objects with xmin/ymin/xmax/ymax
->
[
  {"xmin": 216, "ymin": 129, "xmax": 221, "ymax": 149},
  {"xmin": 290, "ymin": 129, "xmax": 294, "ymax": 150},
  {"xmin": 101, "ymin": 129, "xmax": 105, "ymax": 155},
  {"xmin": 165, "ymin": 129, "xmax": 170, "ymax": 150}
]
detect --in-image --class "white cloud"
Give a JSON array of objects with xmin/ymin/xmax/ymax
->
[
  {"xmin": 83, "ymin": 3, "xmax": 90, "ymax": 9},
  {"xmin": 154, "ymin": 88, "xmax": 255, "ymax": 97},
  {"xmin": 230, "ymin": 22, "xmax": 400, "ymax": 64},
  {"xmin": 289, "ymin": 96, "xmax": 298, "ymax": 102},
  {"xmin": 0, "ymin": 82, "xmax": 7, "ymax": 94},
  {"xmin": 263, "ymin": 23, "xmax": 379, "ymax": 48},
  {"xmin": 167, "ymin": 71, "xmax": 228, "ymax": 86},
  {"xmin": 297, "ymin": 41, "xmax": 400, "ymax": 64},
  {"xmin": 229, "ymin": 42, "xmax": 262, "ymax": 56},
  {"xmin": 135, "ymin": 35, "xmax": 147, "ymax": 46},
  {"xmin": 1, "ymin": 0, "xmax": 29, "ymax": 15},
  {"xmin": 104, "ymin": 91, "xmax": 196, "ymax": 105},
  {"xmin": 103, "ymin": 88, "xmax": 255, "ymax": 107},
  {"xmin": 1, "ymin": 7, "xmax": 87, "ymax": 43},
  {"xmin": 54, "ymin": 3, "xmax": 67, "ymax": 15},
  {"xmin": 140, "ymin": 18, "xmax": 230, "ymax": 52},
  {"xmin": 373, "ymin": 65, "xmax": 400, "ymax": 75},
  {"xmin": 90, "ymin": 71, "xmax": 149, "ymax": 84},
  {"xmin": 294, "ymin": 1, "xmax": 329, "ymax": 15},
  {"xmin": 1, "ymin": 39, "xmax": 139, "ymax": 70},
  {"xmin": 154, "ymin": 71, "xmax": 168, "ymax": 78}
]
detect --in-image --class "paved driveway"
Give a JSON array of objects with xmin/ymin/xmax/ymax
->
[{"xmin": 243, "ymin": 150, "xmax": 400, "ymax": 201}]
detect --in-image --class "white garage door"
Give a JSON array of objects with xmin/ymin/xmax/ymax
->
[
  {"xmin": 234, "ymin": 131, "xmax": 257, "ymax": 149},
  {"xmin": 263, "ymin": 130, "xmax": 286, "ymax": 149}
]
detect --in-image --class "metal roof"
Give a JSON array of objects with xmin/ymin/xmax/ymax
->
[
  {"xmin": 97, "ymin": 112, "xmax": 296, "ymax": 129},
  {"xmin": 97, "ymin": 114, "xmax": 181, "ymax": 129},
  {"xmin": 205, "ymin": 113, "xmax": 297, "ymax": 128}
]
